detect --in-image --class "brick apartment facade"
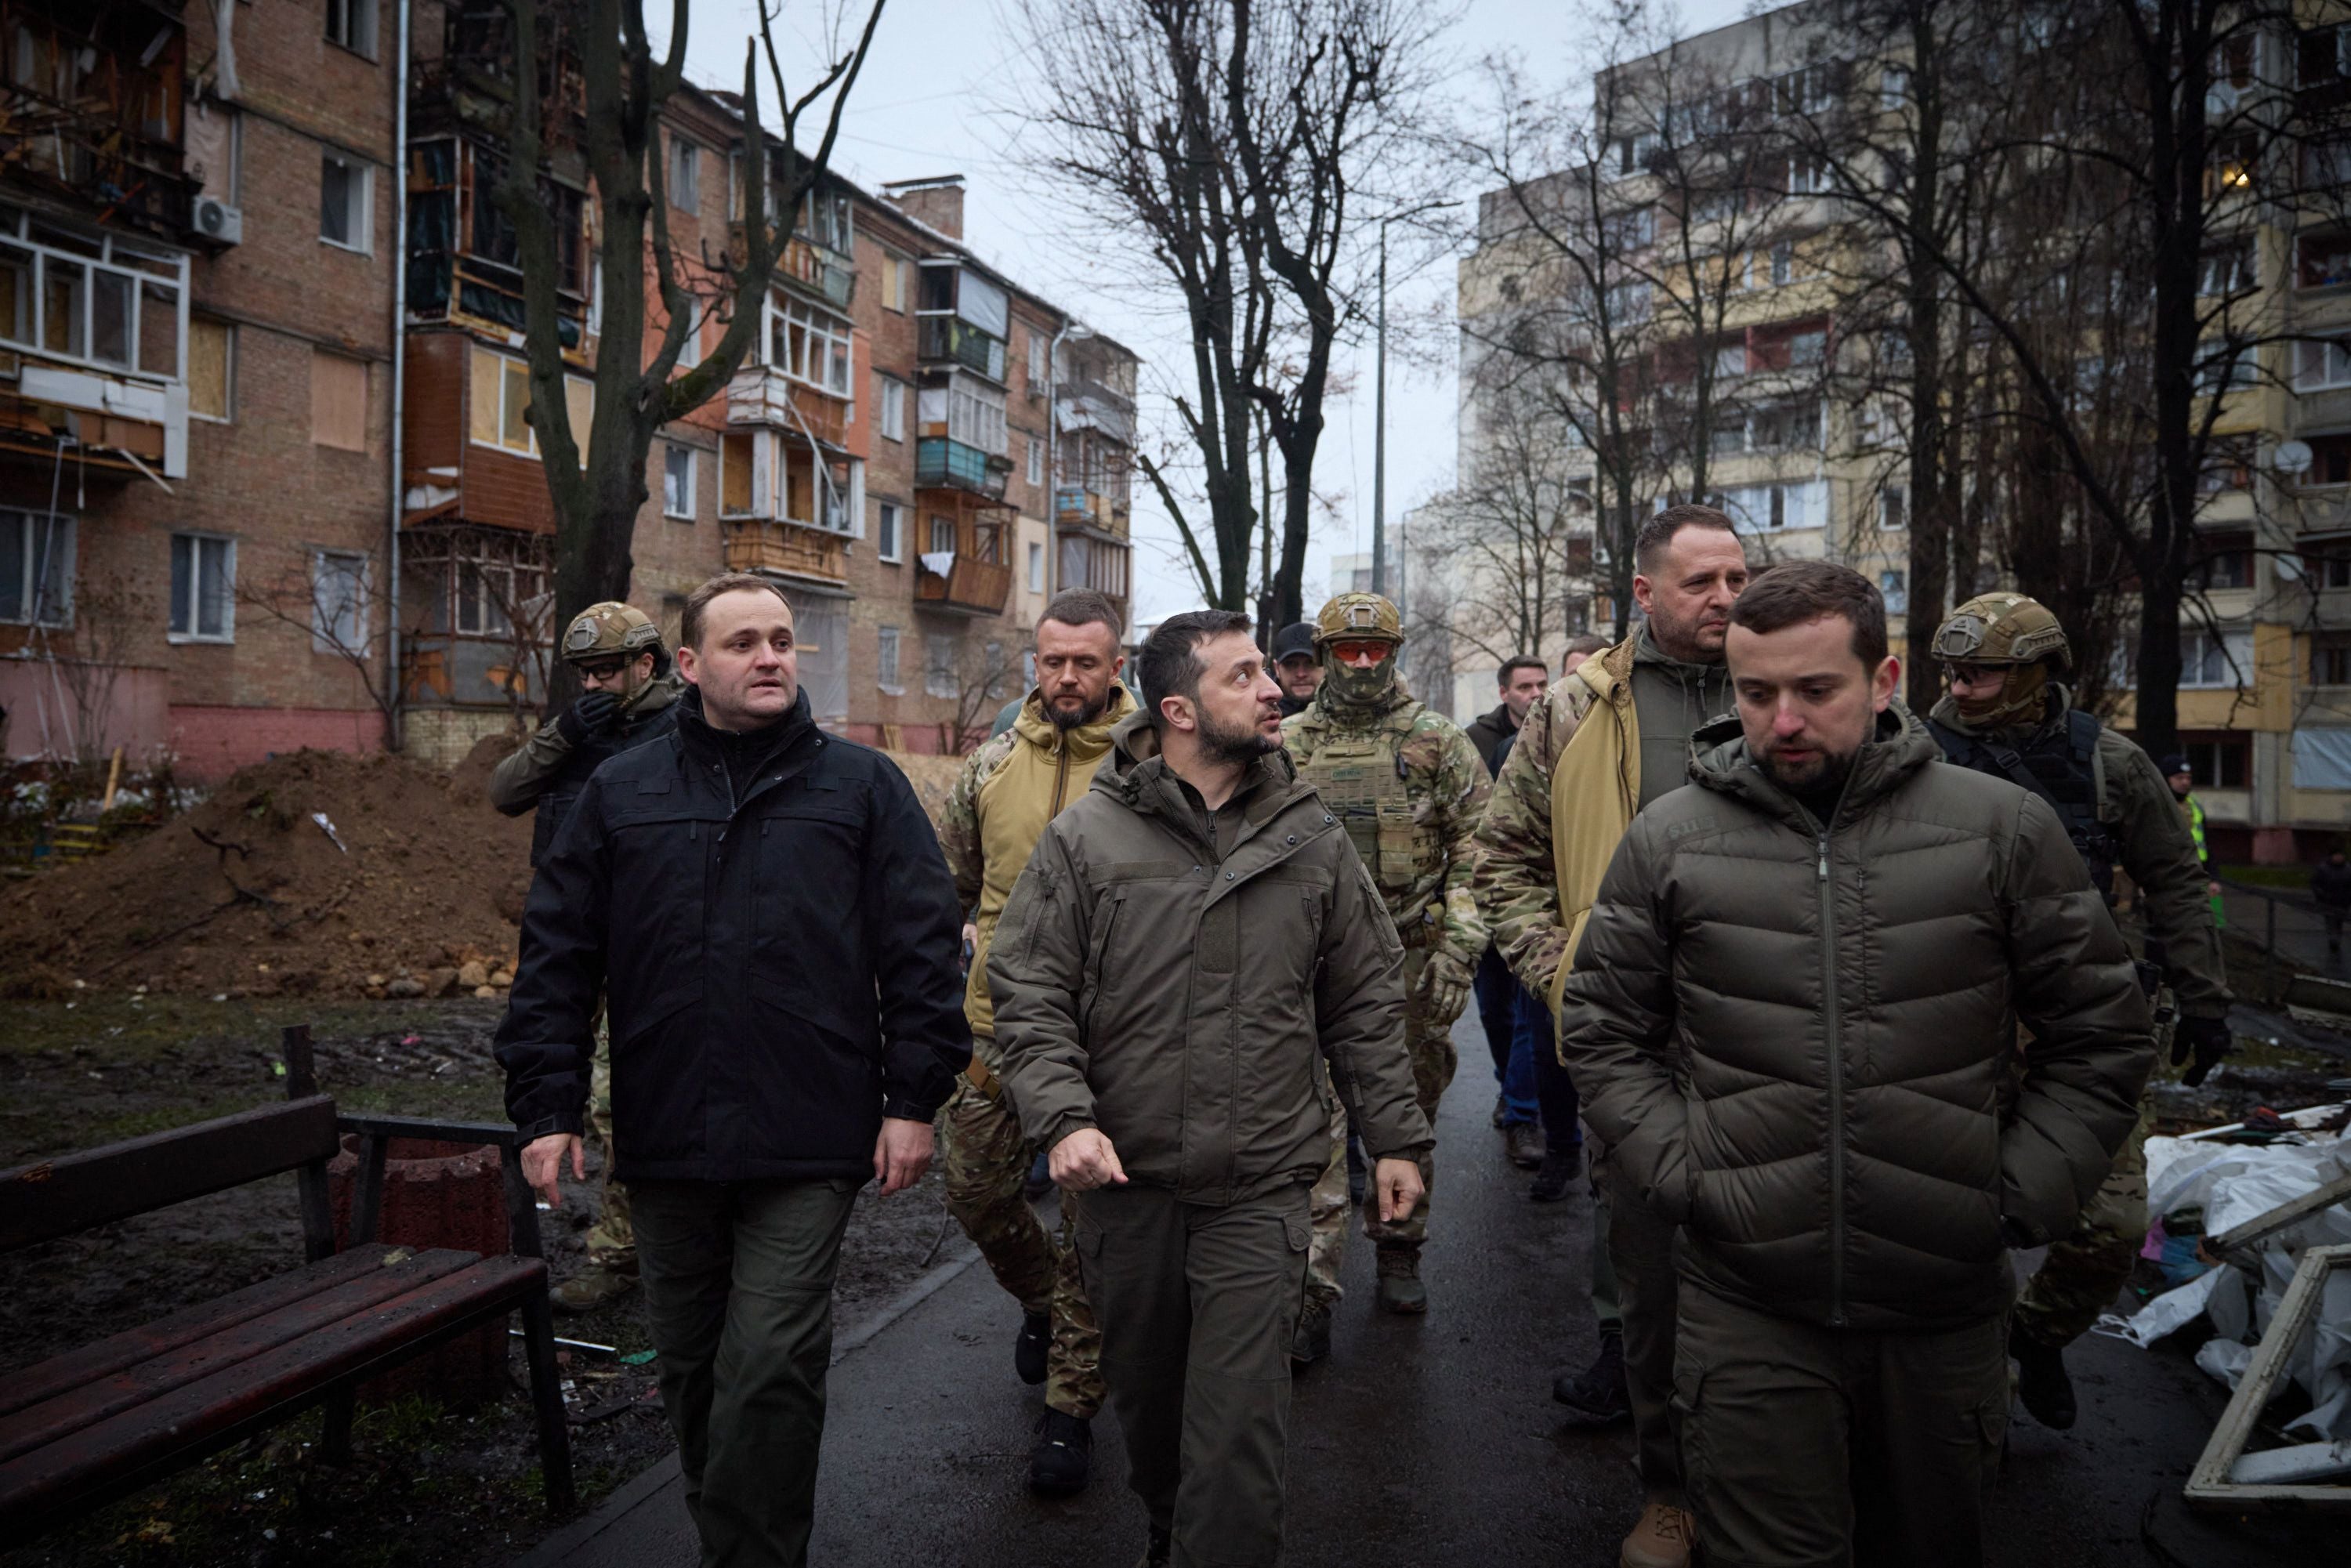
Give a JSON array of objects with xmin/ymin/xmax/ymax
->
[{"xmin": 0, "ymin": 0, "xmax": 1135, "ymax": 780}]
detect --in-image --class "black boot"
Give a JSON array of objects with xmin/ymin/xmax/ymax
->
[
  {"xmin": 2010, "ymin": 1321, "xmax": 2077, "ymax": 1430},
  {"xmin": 1291, "ymin": 1302, "xmax": 1333, "ymax": 1368},
  {"xmin": 1015, "ymin": 1309, "xmax": 1050, "ymax": 1385},
  {"xmin": 1553, "ymin": 1332, "xmax": 1632, "ymax": 1425},
  {"xmin": 1530, "ymin": 1142, "xmax": 1581, "ymax": 1202},
  {"xmin": 1029, "ymin": 1408, "xmax": 1094, "ymax": 1496}
]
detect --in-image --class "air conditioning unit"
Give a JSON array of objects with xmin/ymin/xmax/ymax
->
[{"xmin": 192, "ymin": 196, "xmax": 243, "ymax": 246}]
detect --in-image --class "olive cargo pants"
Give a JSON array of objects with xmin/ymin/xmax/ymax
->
[
  {"xmin": 631, "ymin": 1177, "xmax": 861, "ymax": 1568},
  {"xmin": 1588, "ymin": 1143, "xmax": 1684, "ymax": 1502},
  {"xmin": 1673, "ymin": 1284, "xmax": 2008, "ymax": 1568},
  {"xmin": 1077, "ymin": 1182, "xmax": 1313, "ymax": 1568}
]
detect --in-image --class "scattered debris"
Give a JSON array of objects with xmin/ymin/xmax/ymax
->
[{"xmin": 310, "ymin": 812, "xmax": 350, "ymax": 853}]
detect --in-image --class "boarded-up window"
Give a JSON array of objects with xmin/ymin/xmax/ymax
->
[
  {"xmin": 469, "ymin": 342, "xmax": 587, "ymax": 463},
  {"xmin": 311, "ymin": 349, "xmax": 368, "ymax": 451},
  {"xmin": 188, "ymin": 317, "xmax": 234, "ymax": 421},
  {"xmin": 722, "ymin": 432, "xmax": 755, "ymax": 513}
]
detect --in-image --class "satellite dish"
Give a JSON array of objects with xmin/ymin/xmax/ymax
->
[{"xmin": 2276, "ymin": 439, "xmax": 2314, "ymax": 476}]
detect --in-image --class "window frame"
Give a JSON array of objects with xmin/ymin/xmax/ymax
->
[
  {"xmin": 469, "ymin": 345, "xmax": 592, "ymax": 465},
  {"xmin": 663, "ymin": 442, "xmax": 698, "ymax": 520},
  {"xmin": 0, "ymin": 509, "xmax": 74, "ymax": 628},
  {"xmin": 1027, "ymin": 433, "xmax": 1045, "ymax": 486},
  {"xmin": 876, "ymin": 501, "xmax": 903, "ymax": 563},
  {"xmin": 320, "ymin": 154, "xmax": 373, "ymax": 254},
  {"xmin": 924, "ymin": 632, "xmax": 958, "ymax": 698},
  {"xmin": 168, "ymin": 531, "xmax": 237, "ymax": 645},
  {"xmin": 324, "ymin": 0, "xmax": 379, "ymax": 60},
  {"xmin": 762, "ymin": 292, "xmax": 855, "ymax": 398},
  {"xmin": 0, "ymin": 209, "xmax": 190, "ymax": 383},
  {"xmin": 878, "ymin": 375, "xmax": 907, "ymax": 442},
  {"xmin": 669, "ymin": 135, "xmax": 701, "ymax": 211},
  {"xmin": 310, "ymin": 548, "xmax": 371, "ymax": 655},
  {"xmin": 877, "ymin": 625, "xmax": 904, "ymax": 693}
]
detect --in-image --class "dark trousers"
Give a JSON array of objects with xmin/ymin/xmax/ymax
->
[
  {"xmin": 1673, "ymin": 1284, "xmax": 2008, "ymax": 1568},
  {"xmin": 1509, "ymin": 982, "xmax": 1581, "ymax": 1154},
  {"xmin": 1473, "ymin": 947, "xmax": 1536, "ymax": 1121},
  {"xmin": 632, "ymin": 1176, "xmax": 861, "ymax": 1568},
  {"xmin": 1077, "ymin": 1182, "xmax": 1312, "ymax": 1568},
  {"xmin": 1588, "ymin": 1146, "xmax": 1683, "ymax": 1501}
]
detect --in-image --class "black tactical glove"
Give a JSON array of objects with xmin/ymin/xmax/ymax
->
[
  {"xmin": 556, "ymin": 690, "xmax": 621, "ymax": 748},
  {"xmin": 2172, "ymin": 1012, "xmax": 2233, "ymax": 1088}
]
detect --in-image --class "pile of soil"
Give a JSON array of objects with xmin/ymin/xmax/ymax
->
[
  {"xmin": 0, "ymin": 737, "xmax": 968, "ymax": 1003},
  {"xmin": 0, "ymin": 737, "xmax": 534, "ymax": 1002}
]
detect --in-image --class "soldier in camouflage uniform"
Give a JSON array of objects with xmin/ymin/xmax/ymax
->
[
  {"xmin": 935, "ymin": 590, "xmax": 1127, "ymax": 1495},
  {"xmin": 1281, "ymin": 592, "xmax": 1490, "ymax": 1352},
  {"xmin": 1926, "ymin": 592, "xmax": 2231, "ymax": 1432}
]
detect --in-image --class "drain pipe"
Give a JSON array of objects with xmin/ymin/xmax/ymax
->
[{"xmin": 386, "ymin": 0, "xmax": 410, "ymax": 754}]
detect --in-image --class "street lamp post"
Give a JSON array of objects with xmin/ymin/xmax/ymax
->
[{"xmin": 1371, "ymin": 200, "xmax": 1461, "ymax": 600}]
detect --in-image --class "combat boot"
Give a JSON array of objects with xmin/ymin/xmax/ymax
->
[
  {"xmin": 1530, "ymin": 1142, "xmax": 1581, "ymax": 1202},
  {"xmin": 1375, "ymin": 1248, "xmax": 1427, "ymax": 1314},
  {"xmin": 1505, "ymin": 1121, "xmax": 1545, "ymax": 1170},
  {"xmin": 1015, "ymin": 1309, "xmax": 1050, "ymax": 1385},
  {"xmin": 1291, "ymin": 1301, "xmax": 1333, "ymax": 1367},
  {"xmin": 1028, "ymin": 1408, "xmax": 1093, "ymax": 1496},
  {"xmin": 550, "ymin": 1261, "xmax": 636, "ymax": 1314},
  {"xmin": 1553, "ymin": 1332, "xmax": 1632, "ymax": 1425},
  {"xmin": 1617, "ymin": 1501, "xmax": 1695, "ymax": 1568},
  {"xmin": 2010, "ymin": 1320, "xmax": 2078, "ymax": 1429}
]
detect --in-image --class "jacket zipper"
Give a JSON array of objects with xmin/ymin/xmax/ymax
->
[
  {"xmin": 1052, "ymin": 741, "xmax": 1072, "ymax": 816},
  {"xmin": 1817, "ymin": 821, "xmax": 1846, "ymax": 1329}
]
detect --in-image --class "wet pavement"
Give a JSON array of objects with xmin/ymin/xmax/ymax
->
[{"xmin": 523, "ymin": 1013, "xmax": 2338, "ymax": 1567}]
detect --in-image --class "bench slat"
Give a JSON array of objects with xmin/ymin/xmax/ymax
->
[
  {"xmin": 0, "ymin": 1246, "xmax": 411, "ymax": 1419},
  {"xmin": 0, "ymin": 1248, "xmax": 484, "ymax": 1464},
  {"xmin": 0, "ymin": 1255, "xmax": 546, "ymax": 1532},
  {"xmin": 0, "ymin": 1098, "xmax": 342, "ymax": 1255}
]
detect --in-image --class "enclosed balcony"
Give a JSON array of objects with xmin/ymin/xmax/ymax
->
[
  {"xmin": 723, "ymin": 520, "xmax": 846, "ymax": 584},
  {"xmin": 0, "ymin": 1, "xmax": 195, "ymax": 241},
  {"xmin": 917, "ymin": 259, "xmax": 1010, "ymax": 382},
  {"xmin": 727, "ymin": 364, "xmax": 849, "ymax": 449},
  {"xmin": 916, "ymin": 437, "xmax": 1010, "ymax": 498},
  {"xmin": 717, "ymin": 425, "xmax": 856, "ymax": 587},
  {"xmin": 915, "ymin": 504, "xmax": 1012, "ymax": 617}
]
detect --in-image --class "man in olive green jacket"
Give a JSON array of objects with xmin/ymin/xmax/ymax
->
[
  {"xmin": 1563, "ymin": 563, "xmax": 2152, "ymax": 1568},
  {"xmin": 990, "ymin": 610, "xmax": 1430, "ymax": 1568}
]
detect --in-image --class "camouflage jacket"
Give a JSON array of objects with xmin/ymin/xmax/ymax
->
[
  {"xmin": 1467, "ymin": 653, "xmax": 1616, "ymax": 1001},
  {"xmin": 1281, "ymin": 688, "xmax": 1491, "ymax": 965}
]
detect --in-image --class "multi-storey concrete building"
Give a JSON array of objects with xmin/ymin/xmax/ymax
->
[{"xmin": 0, "ymin": 1, "xmax": 1134, "ymax": 779}]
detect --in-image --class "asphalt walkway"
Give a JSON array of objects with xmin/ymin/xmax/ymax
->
[{"xmin": 522, "ymin": 1013, "xmax": 2335, "ymax": 1567}]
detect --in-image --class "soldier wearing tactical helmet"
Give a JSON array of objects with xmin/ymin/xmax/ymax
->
[
  {"xmin": 1280, "ymin": 592, "xmax": 1491, "ymax": 1353},
  {"xmin": 1929, "ymin": 590, "xmax": 2230, "ymax": 1433},
  {"xmin": 487, "ymin": 599, "xmax": 683, "ymax": 1313}
]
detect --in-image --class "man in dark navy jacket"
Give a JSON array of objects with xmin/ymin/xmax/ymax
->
[{"xmin": 498, "ymin": 572, "xmax": 969, "ymax": 1568}]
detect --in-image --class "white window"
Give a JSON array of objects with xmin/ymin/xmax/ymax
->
[
  {"xmin": 1030, "ymin": 330, "xmax": 1049, "ymax": 386},
  {"xmin": 1719, "ymin": 479, "xmax": 1829, "ymax": 532},
  {"xmin": 876, "ymin": 502, "xmax": 902, "ymax": 562},
  {"xmin": 663, "ymin": 444, "xmax": 697, "ymax": 518},
  {"xmin": 1028, "ymin": 541, "xmax": 1045, "ymax": 592},
  {"xmin": 878, "ymin": 376, "xmax": 907, "ymax": 441},
  {"xmin": 2181, "ymin": 628, "xmax": 2255, "ymax": 689},
  {"xmin": 764, "ymin": 294, "xmax": 854, "ymax": 397},
  {"xmin": 169, "ymin": 532, "xmax": 235, "ymax": 643},
  {"xmin": 925, "ymin": 632, "xmax": 958, "ymax": 698},
  {"xmin": 469, "ymin": 345, "xmax": 592, "ymax": 464},
  {"xmin": 877, "ymin": 625, "xmax": 903, "ymax": 693},
  {"xmin": 1788, "ymin": 329, "xmax": 1828, "ymax": 367},
  {"xmin": 321, "ymin": 154, "xmax": 371, "ymax": 252},
  {"xmin": 0, "ymin": 511, "xmax": 73, "ymax": 627},
  {"xmin": 1027, "ymin": 435, "xmax": 1045, "ymax": 486},
  {"xmin": 0, "ymin": 210, "xmax": 190, "ymax": 381},
  {"xmin": 1881, "ymin": 483, "xmax": 1909, "ymax": 531},
  {"xmin": 947, "ymin": 377, "xmax": 1009, "ymax": 454},
  {"xmin": 1770, "ymin": 241, "xmax": 1795, "ymax": 285},
  {"xmin": 2193, "ymin": 341, "xmax": 2258, "ymax": 396},
  {"xmin": 669, "ymin": 136, "xmax": 700, "ymax": 209},
  {"xmin": 2298, "ymin": 338, "xmax": 2351, "ymax": 391},
  {"xmin": 1878, "ymin": 570, "xmax": 1908, "ymax": 615},
  {"xmin": 929, "ymin": 513, "xmax": 958, "ymax": 555},
  {"xmin": 1786, "ymin": 158, "xmax": 1830, "ymax": 195},
  {"xmin": 1604, "ymin": 280, "xmax": 1650, "ymax": 323},
  {"xmin": 1712, "ymin": 344, "xmax": 1746, "ymax": 378},
  {"xmin": 325, "ymin": 0, "xmax": 377, "ymax": 56},
  {"xmin": 312, "ymin": 549, "xmax": 369, "ymax": 654}
]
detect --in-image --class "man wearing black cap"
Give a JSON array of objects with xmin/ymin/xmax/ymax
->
[{"xmin": 1270, "ymin": 621, "xmax": 1321, "ymax": 716}]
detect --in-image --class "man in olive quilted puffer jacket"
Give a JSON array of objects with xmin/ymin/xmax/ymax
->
[{"xmin": 1561, "ymin": 561, "xmax": 2152, "ymax": 1568}]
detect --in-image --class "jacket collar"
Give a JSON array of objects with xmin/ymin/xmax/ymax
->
[
  {"xmin": 674, "ymin": 683, "xmax": 817, "ymax": 774},
  {"xmin": 1690, "ymin": 704, "xmax": 1940, "ymax": 831},
  {"xmin": 1573, "ymin": 635, "xmax": 1641, "ymax": 708},
  {"xmin": 620, "ymin": 672, "xmax": 683, "ymax": 726},
  {"xmin": 1099, "ymin": 709, "xmax": 1310, "ymax": 836},
  {"xmin": 1012, "ymin": 682, "xmax": 1135, "ymax": 759}
]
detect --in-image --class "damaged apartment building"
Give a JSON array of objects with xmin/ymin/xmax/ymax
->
[{"xmin": 0, "ymin": 0, "xmax": 1136, "ymax": 779}]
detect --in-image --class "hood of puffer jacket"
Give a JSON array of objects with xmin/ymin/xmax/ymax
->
[
  {"xmin": 1687, "ymin": 704, "xmax": 1939, "ymax": 828},
  {"xmin": 1011, "ymin": 680, "xmax": 1136, "ymax": 759},
  {"xmin": 1099, "ymin": 708, "xmax": 1306, "ymax": 829}
]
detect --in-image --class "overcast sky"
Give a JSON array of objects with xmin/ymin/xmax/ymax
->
[{"xmin": 685, "ymin": 0, "xmax": 1751, "ymax": 625}]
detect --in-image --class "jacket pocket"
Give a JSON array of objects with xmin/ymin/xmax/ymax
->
[{"xmin": 1079, "ymin": 889, "xmax": 1127, "ymax": 1045}]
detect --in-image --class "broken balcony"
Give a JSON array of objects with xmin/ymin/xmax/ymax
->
[
  {"xmin": 0, "ymin": 0, "xmax": 196, "ymax": 241},
  {"xmin": 915, "ymin": 507, "xmax": 1012, "ymax": 617},
  {"xmin": 719, "ymin": 425, "xmax": 854, "ymax": 587}
]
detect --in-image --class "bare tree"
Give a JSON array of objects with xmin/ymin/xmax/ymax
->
[
  {"xmin": 484, "ymin": 0, "xmax": 882, "ymax": 702},
  {"xmin": 1420, "ymin": 382, "xmax": 1597, "ymax": 667},
  {"xmin": 1013, "ymin": 0, "xmax": 1445, "ymax": 625},
  {"xmin": 943, "ymin": 633, "xmax": 1026, "ymax": 752}
]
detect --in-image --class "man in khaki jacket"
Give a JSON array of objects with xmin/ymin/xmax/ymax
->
[
  {"xmin": 1469, "ymin": 505, "xmax": 1748, "ymax": 1568},
  {"xmin": 990, "ymin": 610, "xmax": 1430, "ymax": 1568},
  {"xmin": 935, "ymin": 589, "xmax": 1132, "ymax": 1495}
]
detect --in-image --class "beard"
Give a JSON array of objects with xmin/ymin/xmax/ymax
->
[
  {"xmin": 1197, "ymin": 702, "xmax": 1280, "ymax": 766},
  {"xmin": 1757, "ymin": 741, "xmax": 1857, "ymax": 800},
  {"xmin": 1045, "ymin": 687, "xmax": 1110, "ymax": 730},
  {"xmin": 1646, "ymin": 601, "xmax": 1726, "ymax": 663}
]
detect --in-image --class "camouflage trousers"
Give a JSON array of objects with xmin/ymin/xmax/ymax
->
[
  {"xmin": 2012, "ymin": 1087, "xmax": 2155, "ymax": 1350},
  {"xmin": 939, "ymin": 1049, "xmax": 1105, "ymax": 1419},
  {"xmin": 1306, "ymin": 947, "xmax": 1458, "ymax": 1308},
  {"xmin": 584, "ymin": 1013, "xmax": 634, "ymax": 1269}
]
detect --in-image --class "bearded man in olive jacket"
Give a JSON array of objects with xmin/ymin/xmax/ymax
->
[
  {"xmin": 1560, "ymin": 562, "xmax": 2152, "ymax": 1568},
  {"xmin": 989, "ymin": 609, "xmax": 1430, "ymax": 1568}
]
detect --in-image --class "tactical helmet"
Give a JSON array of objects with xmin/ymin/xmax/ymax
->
[
  {"xmin": 1313, "ymin": 592, "xmax": 1404, "ymax": 647},
  {"xmin": 561, "ymin": 601, "xmax": 663, "ymax": 665},
  {"xmin": 1931, "ymin": 592, "xmax": 2071, "ymax": 675}
]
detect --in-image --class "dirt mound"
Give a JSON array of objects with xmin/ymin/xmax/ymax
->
[
  {"xmin": 0, "ymin": 747, "xmax": 534, "ymax": 1001},
  {"xmin": 887, "ymin": 750, "xmax": 963, "ymax": 831}
]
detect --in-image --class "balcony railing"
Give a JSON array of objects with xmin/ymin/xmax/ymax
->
[
  {"xmin": 779, "ymin": 236, "xmax": 855, "ymax": 310},
  {"xmin": 726, "ymin": 366, "xmax": 849, "ymax": 447},
  {"xmin": 916, "ymin": 553, "xmax": 1012, "ymax": 616},
  {"xmin": 917, "ymin": 437, "xmax": 1011, "ymax": 499},
  {"xmin": 723, "ymin": 520, "xmax": 847, "ymax": 584},
  {"xmin": 918, "ymin": 315, "xmax": 1006, "ymax": 381}
]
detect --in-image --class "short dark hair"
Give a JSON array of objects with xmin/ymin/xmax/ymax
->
[
  {"xmin": 681, "ymin": 572, "xmax": 791, "ymax": 650},
  {"xmin": 1634, "ymin": 503, "xmax": 1740, "ymax": 574},
  {"xmin": 1559, "ymin": 633, "xmax": 1609, "ymax": 669},
  {"xmin": 1726, "ymin": 560, "xmax": 1888, "ymax": 669},
  {"xmin": 1498, "ymin": 655, "xmax": 1547, "ymax": 686},
  {"xmin": 1138, "ymin": 610, "xmax": 1255, "ymax": 728},
  {"xmin": 1039, "ymin": 588, "xmax": 1125, "ymax": 639}
]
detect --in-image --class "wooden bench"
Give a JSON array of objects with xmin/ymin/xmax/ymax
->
[{"xmin": 0, "ymin": 1026, "xmax": 574, "ymax": 1541}]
